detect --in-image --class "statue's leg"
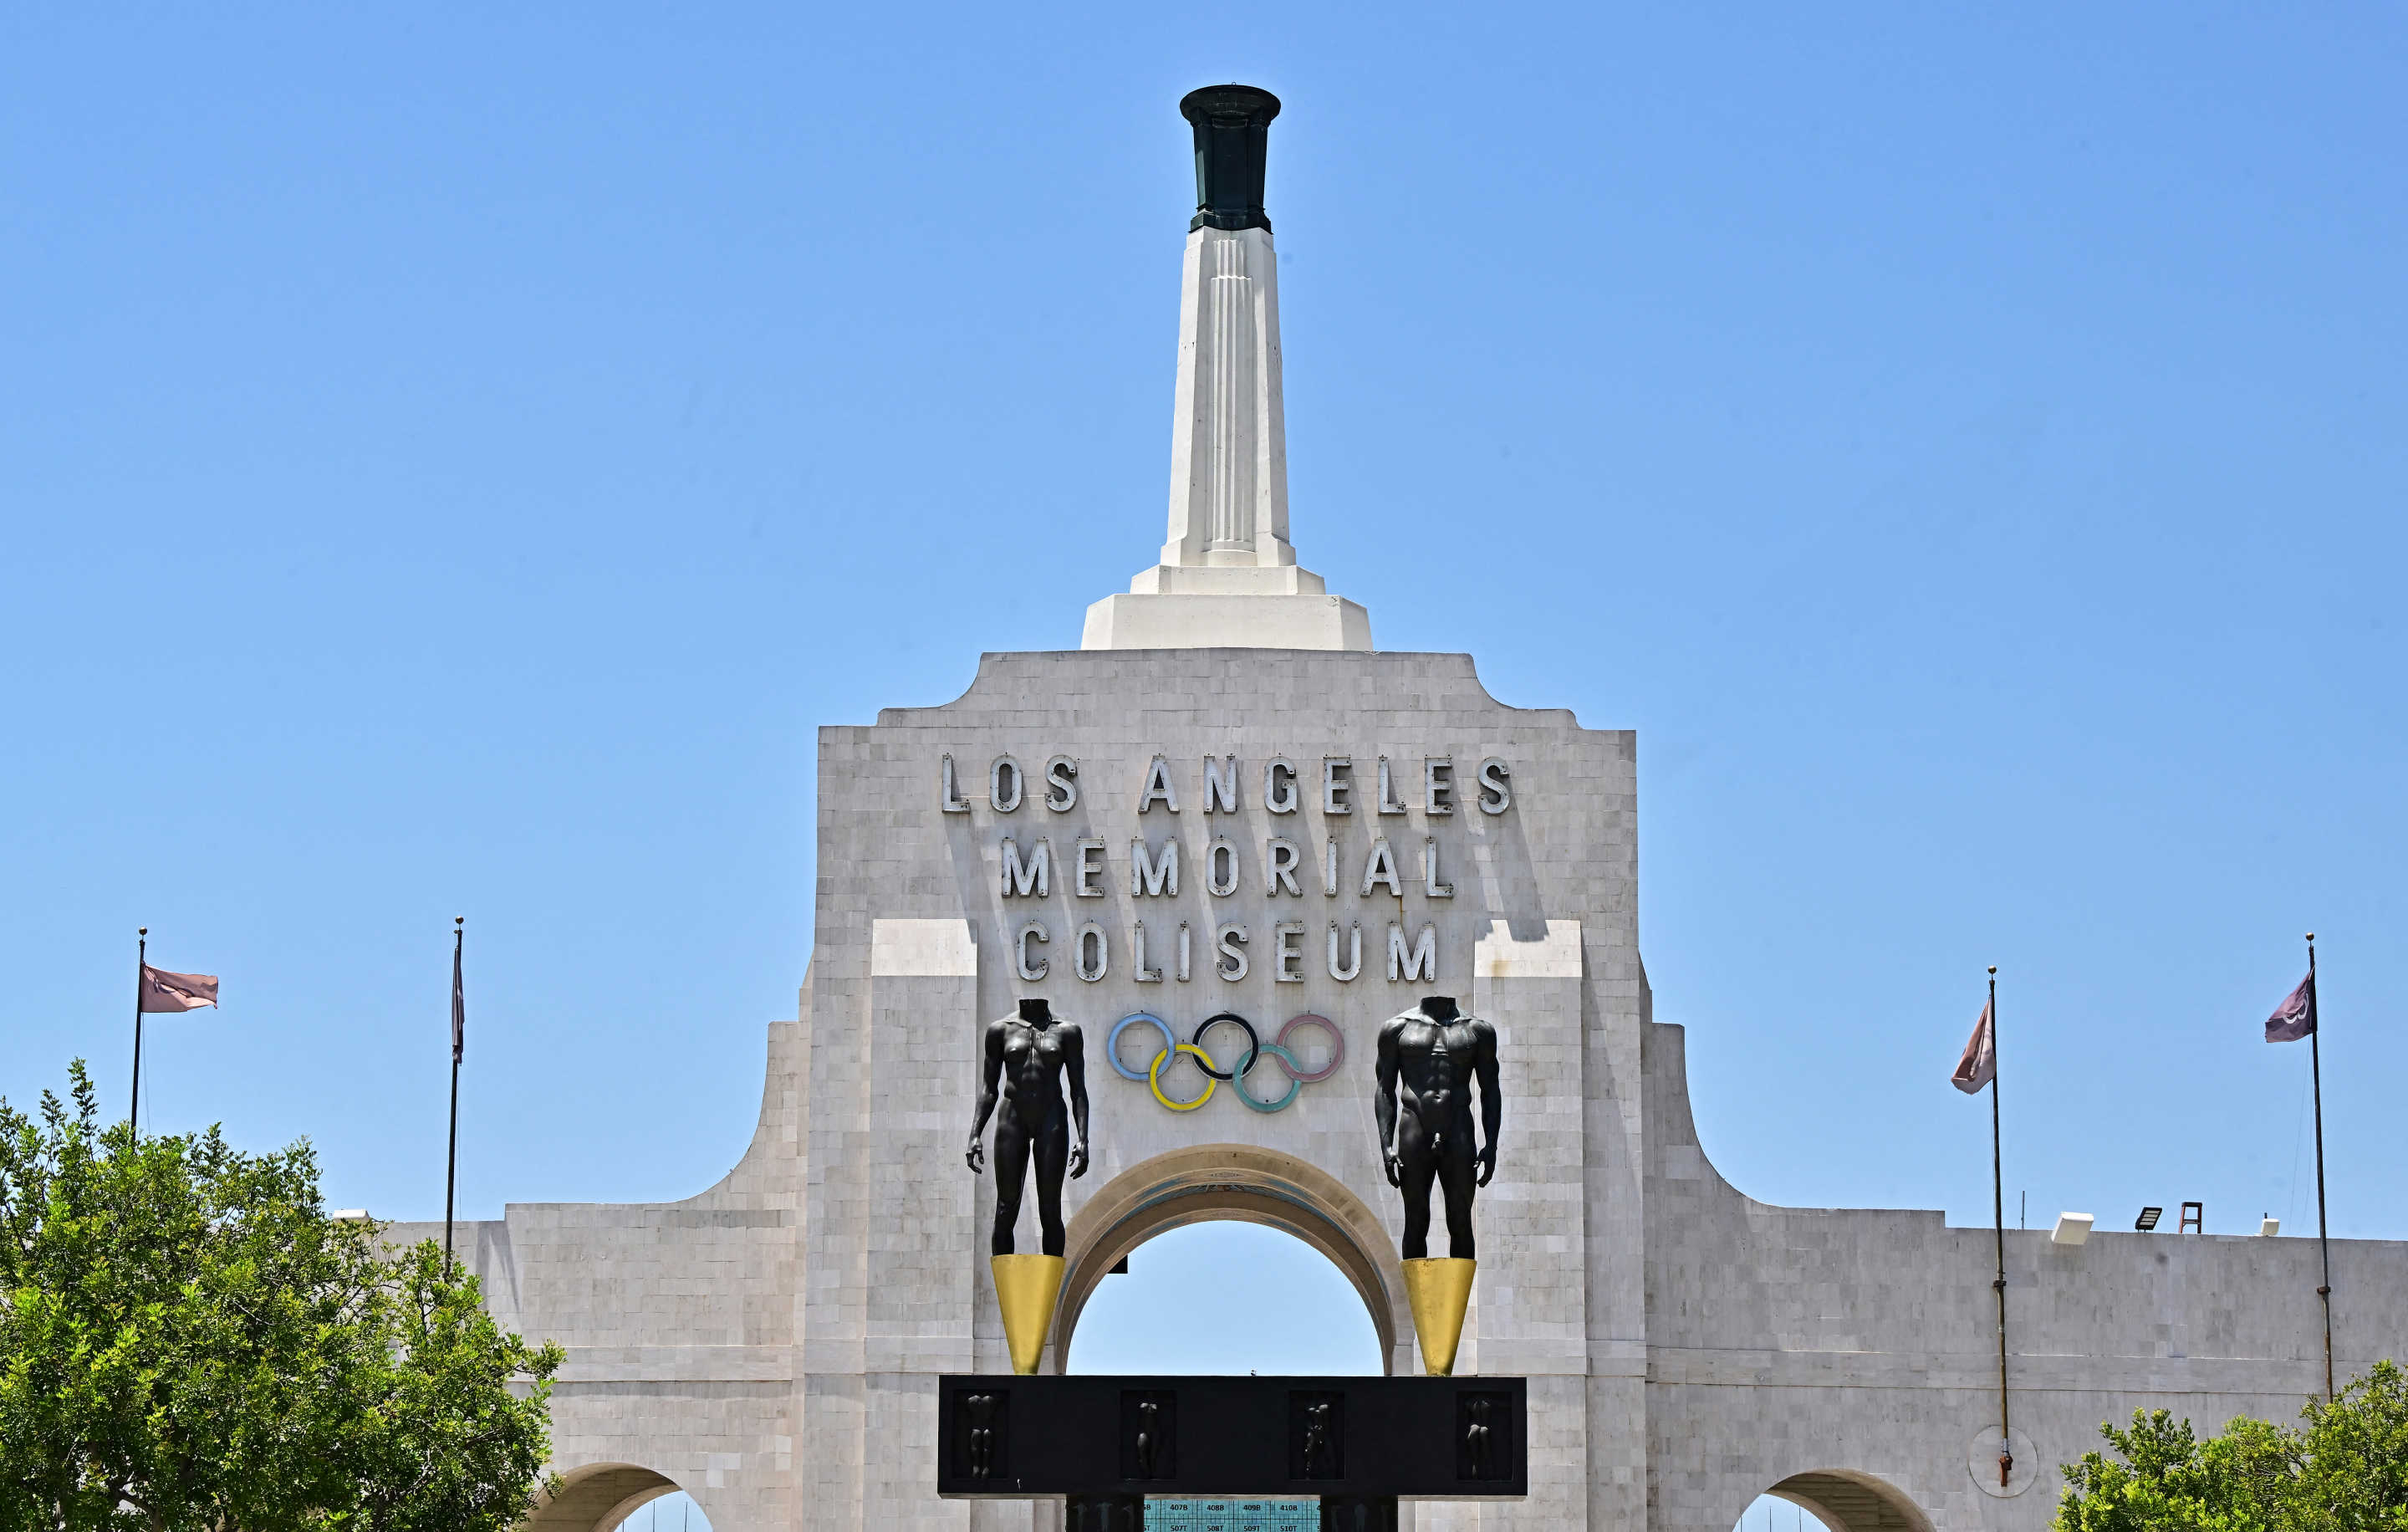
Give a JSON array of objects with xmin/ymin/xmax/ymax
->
[
  {"xmin": 992, "ymin": 1112, "xmax": 1033, "ymax": 1256},
  {"xmin": 1033, "ymin": 1116, "xmax": 1071, "ymax": 1257},
  {"xmin": 1396, "ymin": 1115, "xmax": 1439, "ymax": 1260},
  {"xmin": 1436, "ymin": 1137, "xmax": 1477, "ymax": 1259}
]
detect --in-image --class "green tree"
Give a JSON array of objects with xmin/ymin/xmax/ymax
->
[
  {"xmin": 2054, "ymin": 1361, "xmax": 2408, "ymax": 1532},
  {"xmin": 0, "ymin": 1062, "xmax": 562, "ymax": 1532}
]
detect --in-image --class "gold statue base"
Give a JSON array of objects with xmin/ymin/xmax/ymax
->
[
  {"xmin": 991, "ymin": 1254, "xmax": 1065, "ymax": 1376},
  {"xmin": 1401, "ymin": 1257, "xmax": 1476, "ymax": 1376}
]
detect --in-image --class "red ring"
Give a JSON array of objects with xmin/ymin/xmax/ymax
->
[{"xmin": 1275, "ymin": 1014, "xmax": 1344, "ymax": 1082}]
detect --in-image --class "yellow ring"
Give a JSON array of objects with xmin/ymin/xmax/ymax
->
[{"xmin": 1149, "ymin": 1043, "xmax": 1216, "ymax": 1111}]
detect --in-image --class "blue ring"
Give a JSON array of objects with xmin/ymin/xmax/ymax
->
[
  {"xmin": 1108, "ymin": 1012, "xmax": 1177, "ymax": 1082},
  {"xmin": 1190, "ymin": 1012, "xmax": 1260, "ymax": 1080},
  {"xmin": 1232, "ymin": 1042, "xmax": 1305, "ymax": 1112}
]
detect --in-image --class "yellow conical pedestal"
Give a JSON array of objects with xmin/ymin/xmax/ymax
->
[
  {"xmin": 1401, "ymin": 1257, "xmax": 1476, "ymax": 1376},
  {"xmin": 991, "ymin": 1254, "xmax": 1066, "ymax": 1376}
]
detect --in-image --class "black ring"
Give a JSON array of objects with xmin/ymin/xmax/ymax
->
[{"xmin": 1191, "ymin": 1012, "xmax": 1260, "ymax": 1080}]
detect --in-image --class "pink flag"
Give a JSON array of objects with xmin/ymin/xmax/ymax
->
[
  {"xmin": 1951, "ymin": 997, "xmax": 1995, "ymax": 1094},
  {"xmin": 140, "ymin": 964, "xmax": 218, "ymax": 1013}
]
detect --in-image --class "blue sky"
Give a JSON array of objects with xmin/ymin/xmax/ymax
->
[{"xmin": 4, "ymin": 0, "xmax": 2402, "ymax": 1363}]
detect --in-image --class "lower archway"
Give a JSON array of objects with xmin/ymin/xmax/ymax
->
[
  {"xmin": 1763, "ymin": 1472, "xmax": 1932, "ymax": 1532},
  {"xmin": 523, "ymin": 1464, "xmax": 687, "ymax": 1532}
]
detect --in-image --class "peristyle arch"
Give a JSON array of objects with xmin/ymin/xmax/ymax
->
[{"xmin": 1051, "ymin": 1142, "xmax": 1411, "ymax": 1374}]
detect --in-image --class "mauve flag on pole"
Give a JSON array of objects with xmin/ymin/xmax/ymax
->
[
  {"xmin": 1951, "ymin": 997, "xmax": 1997, "ymax": 1094},
  {"xmin": 139, "ymin": 965, "xmax": 218, "ymax": 1013},
  {"xmin": 2266, "ymin": 972, "xmax": 2316, "ymax": 1043}
]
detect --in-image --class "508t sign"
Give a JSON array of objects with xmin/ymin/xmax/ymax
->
[{"xmin": 1106, "ymin": 1011, "xmax": 1344, "ymax": 1113}]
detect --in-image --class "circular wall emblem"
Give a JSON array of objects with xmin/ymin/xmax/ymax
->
[{"xmin": 1966, "ymin": 1424, "xmax": 2039, "ymax": 1497}]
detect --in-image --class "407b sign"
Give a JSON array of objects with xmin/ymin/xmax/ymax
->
[{"xmin": 1106, "ymin": 1011, "xmax": 1344, "ymax": 1113}]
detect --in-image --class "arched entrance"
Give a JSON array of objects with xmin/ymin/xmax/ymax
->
[
  {"xmin": 1069, "ymin": 1221, "xmax": 1382, "ymax": 1374},
  {"xmin": 1761, "ymin": 1473, "xmax": 1931, "ymax": 1532},
  {"xmin": 522, "ymin": 1465, "xmax": 684, "ymax": 1532},
  {"xmin": 1050, "ymin": 1144, "xmax": 1411, "ymax": 1376}
]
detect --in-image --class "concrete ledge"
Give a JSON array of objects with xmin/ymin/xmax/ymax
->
[
  {"xmin": 870, "ymin": 918, "xmax": 978, "ymax": 978},
  {"xmin": 556, "ymin": 1346, "xmax": 797, "ymax": 1383},
  {"xmin": 1645, "ymin": 1345, "xmax": 2334, "ymax": 1394},
  {"xmin": 1081, "ymin": 591, "xmax": 1372, "ymax": 651},
  {"xmin": 1476, "ymin": 1335, "xmax": 1590, "ymax": 1375},
  {"xmin": 1475, "ymin": 920, "xmax": 1584, "ymax": 979},
  {"xmin": 863, "ymin": 1331, "xmax": 975, "ymax": 1373}
]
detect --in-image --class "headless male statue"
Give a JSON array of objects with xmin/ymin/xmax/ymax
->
[
  {"xmin": 1373, "ymin": 995, "xmax": 1502, "ymax": 1259},
  {"xmin": 965, "ymin": 996, "xmax": 1090, "ymax": 1256}
]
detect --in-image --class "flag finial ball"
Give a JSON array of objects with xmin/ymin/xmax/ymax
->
[
  {"xmin": 2305, "ymin": 932, "xmax": 2314, "ymax": 942},
  {"xmin": 138, "ymin": 927, "xmax": 147, "ymax": 937},
  {"xmin": 1987, "ymin": 965, "xmax": 1997, "ymax": 975}
]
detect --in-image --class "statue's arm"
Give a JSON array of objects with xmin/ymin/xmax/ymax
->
[
  {"xmin": 1473, "ymin": 1019, "xmax": 1502, "ymax": 1185},
  {"xmin": 1373, "ymin": 1019, "xmax": 1402, "ymax": 1187},
  {"xmin": 1064, "ymin": 1024, "xmax": 1091, "ymax": 1177},
  {"xmin": 967, "ymin": 1022, "xmax": 1003, "ymax": 1170}
]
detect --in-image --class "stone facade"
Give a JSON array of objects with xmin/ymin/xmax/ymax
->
[
  {"xmin": 395, "ymin": 646, "xmax": 2408, "ymax": 1532},
  {"xmin": 388, "ymin": 80, "xmax": 2406, "ymax": 1532}
]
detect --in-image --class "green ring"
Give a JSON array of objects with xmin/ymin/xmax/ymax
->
[{"xmin": 1232, "ymin": 1042, "xmax": 1304, "ymax": 1112}]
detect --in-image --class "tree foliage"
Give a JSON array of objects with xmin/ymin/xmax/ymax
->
[
  {"xmin": 2055, "ymin": 1361, "xmax": 2408, "ymax": 1532},
  {"xmin": 0, "ymin": 1061, "xmax": 562, "ymax": 1532}
]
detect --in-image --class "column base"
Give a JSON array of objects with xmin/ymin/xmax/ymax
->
[
  {"xmin": 1081, "ymin": 591, "xmax": 1371, "ymax": 651},
  {"xmin": 992, "ymin": 1254, "xmax": 1065, "ymax": 1376},
  {"xmin": 1401, "ymin": 1257, "xmax": 1476, "ymax": 1376}
]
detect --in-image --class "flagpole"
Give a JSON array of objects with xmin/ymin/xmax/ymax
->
[
  {"xmin": 446, "ymin": 916, "xmax": 463, "ymax": 1272},
  {"xmin": 2307, "ymin": 932, "xmax": 2331, "ymax": 1402},
  {"xmin": 131, "ymin": 927, "xmax": 148, "ymax": 1133},
  {"xmin": 1988, "ymin": 965, "xmax": 2011, "ymax": 1489}
]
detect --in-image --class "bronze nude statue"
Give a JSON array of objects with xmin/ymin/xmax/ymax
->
[
  {"xmin": 1373, "ymin": 995, "xmax": 1501, "ymax": 1259},
  {"xmin": 966, "ymin": 996, "xmax": 1090, "ymax": 1256}
]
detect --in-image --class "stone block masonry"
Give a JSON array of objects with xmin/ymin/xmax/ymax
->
[{"xmin": 388, "ymin": 647, "xmax": 2408, "ymax": 1532}]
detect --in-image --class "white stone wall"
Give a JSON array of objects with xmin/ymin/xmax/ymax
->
[{"xmin": 393, "ymin": 646, "xmax": 2408, "ymax": 1532}]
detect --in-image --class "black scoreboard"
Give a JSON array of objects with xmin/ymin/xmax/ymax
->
[{"xmin": 936, "ymin": 1375, "xmax": 1528, "ymax": 1500}]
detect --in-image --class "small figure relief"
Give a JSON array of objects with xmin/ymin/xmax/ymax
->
[
  {"xmin": 1288, "ymin": 1391, "xmax": 1344, "ymax": 1481},
  {"xmin": 1135, "ymin": 1401, "xmax": 1159, "ymax": 1478},
  {"xmin": 967, "ymin": 996, "xmax": 1091, "ymax": 1254},
  {"xmin": 1455, "ymin": 1391, "xmax": 1513, "ymax": 1481},
  {"xmin": 1373, "ymin": 995, "xmax": 1502, "ymax": 1259},
  {"xmin": 1463, "ymin": 1397, "xmax": 1492, "ymax": 1480},
  {"xmin": 1120, "ymin": 1389, "xmax": 1176, "ymax": 1481},
  {"xmin": 962, "ymin": 1391, "xmax": 1001, "ymax": 1480},
  {"xmin": 1302, "ymin": 1402, "xmax": 1336, "ymax": 1479}
]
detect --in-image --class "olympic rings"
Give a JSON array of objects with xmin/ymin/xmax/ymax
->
[
  {"xmin": 1107, "ymin": 1013, "xmax": 1173, "ymax": 1079},
  {"xmin": 1191, "ymin": 1012, "xmax": 1259, "ymax": 1080},
  {"xmin": 1149, "ymin": 1042, "xmax": 1217, "ymax": 1111},
  {"xmin": 1108, "ymin": 1011, "xmax": 1346, "ymax": 1113},
  {"xmin": 1275, "ymin": 1014, "xmax": 1344, "ymax": 1083},
  {"xmin": 1232, "ymin": 1043, "xmax": 1303, "ymax": 1112}
]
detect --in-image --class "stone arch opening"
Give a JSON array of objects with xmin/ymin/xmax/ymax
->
[
  {"xmin": 523, "ymin": 1464, "xmax": 686, "ymax": 1532},
  {"xmin": 1050, "ymin": 1143, "xmax": 1411, "ymax": 1375},
  {"xmin": 1068, "ymin": 1221, "xmax": 1382, "ymax": 1374},
  {"xmin": 1761, "ymin": 1472, "xmax": 1932, "ymax": 1532}
]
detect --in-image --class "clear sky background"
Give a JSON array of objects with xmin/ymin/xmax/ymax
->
[{"xmin": 5, "ymin": 0, "xmax": 2403, "ymax": 1393}]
